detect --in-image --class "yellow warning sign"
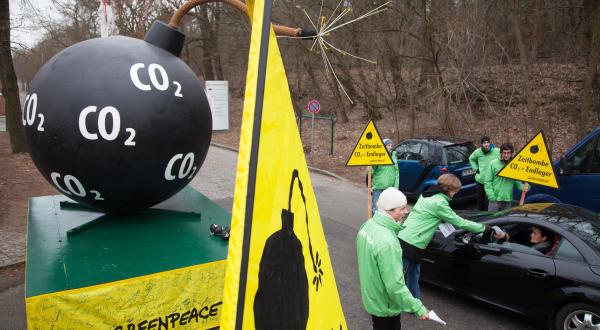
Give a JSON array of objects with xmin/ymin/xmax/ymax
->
[
  {"xmin": 346, "ymin": 120, "xmax": 393, "ymax": 166},
  {"xmin": 497, "ymin": 131, "xmax": 559, "ymax": 188}
]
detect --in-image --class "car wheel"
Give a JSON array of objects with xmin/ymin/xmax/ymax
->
[{"xmin": 555, "ymin": 303, "xmax": 600, "ymax": 330}]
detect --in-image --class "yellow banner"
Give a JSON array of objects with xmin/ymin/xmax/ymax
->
[
  {"xmin": 220, "ymin": 0, "xmax": 347, "ymax": 329},
  {"xmin": 497, "ymin": 130, "xmax": 559, "ymax": 188},
  {"xmin": 26, "ymin": 261, "xmax": 226, "ymax": 330},
  {"xmin": 346, "ymin": 119, "xmax": 393, "ymax": 166}
]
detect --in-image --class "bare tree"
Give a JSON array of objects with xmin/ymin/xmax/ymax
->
[
  {"xmin": 579, "ymin": 0, "xmax": 600, "ymax": 139},
  {"xmin": 509, "ymin": 0, "xmax": 540, "ymax": 135},
  {"xmin": 0, "ymin": 0, "xmax": 26, "ymax": 152}
]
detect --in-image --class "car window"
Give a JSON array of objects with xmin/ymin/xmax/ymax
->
[
  {"xmin": 554, "ymin": 238, "xmax": 585, "ymax": 263},
  {"xmin": 570, "ymin": 221, "xmax": 600, "ymax": 254},
  {"xmin": 481, "ymin": 222, "xmax": 557, "ymax": 257},
  {"xmin": 566, "ymin": 136, "xmax": 598, "ymax": 174},
  {"xmin": 445, "ymin": 144, "xmax": 474, "ymax": 164},
  {"xmin": 395, "ymin": 142, "xmax": 421, "ymax": 161}
]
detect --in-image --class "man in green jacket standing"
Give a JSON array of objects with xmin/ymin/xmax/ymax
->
[
  {"xmin": 398, "ymin": 174, "xmax": 499, "ymax": 299},
  {"xmin": 371, "ymin": 138, "xmax": 399, "ymax": 216},
  {"xmin": 484, "ymin": 142, "xmax": 529, "ymax": 212},
  {"xmin": 357, "ymin": 187, "xmax": 429, "ymax": 330},
  {"xmin": 468, "ymin": 136, "xmax": 500, "ymax": 210}
]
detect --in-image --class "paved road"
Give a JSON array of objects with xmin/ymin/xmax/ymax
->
[
  {"xmin": 0, "ymin": 145, "xmax": 542, "ymax": 329},
  {"xmin": 189, "ymin": 146, "xmax": 541, "ymax": 330}
]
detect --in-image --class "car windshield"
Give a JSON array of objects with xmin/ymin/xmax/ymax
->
[
  {"xmin": 444, "ymin": 143, "xmax": 474, "ymax": 164},
  {"xmin": 568, "ymin": 213, "xmax": 600, "ymax": 253}
]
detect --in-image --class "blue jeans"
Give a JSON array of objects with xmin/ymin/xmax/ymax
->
[
  {"xmin": 371, "ymin": 189, "xmax": 383, "ymax": 216},
  {"xmin": 403, "ymin": 257, "xmax": 421, "ymax": 299}
]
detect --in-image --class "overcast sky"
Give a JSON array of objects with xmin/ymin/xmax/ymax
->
[{"xmin": 10, "ymin": 0, "xmax": 57, "ymax": 49}]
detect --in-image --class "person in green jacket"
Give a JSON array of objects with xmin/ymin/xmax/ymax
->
[
  {"xmin": 397, "ymin": 174, "xmax": 498, "ymax": 299},
  {"xmin": 484, "ymin": 142, "xmax": 529, "ymax": 212},
  {"xmin": 357, "ymin": 187, "xmax": 429, "ymax": 329},
  {"xmin": 370, "ymin": 138, "xmax": 399, "ymax": 216},
  {"xmin": 468, "ymin": 136, "xmax": 500, "ymax": 211}
]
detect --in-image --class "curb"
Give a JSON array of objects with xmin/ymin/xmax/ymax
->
[{"xmin": 209, "ymin": 142, "xmax": 347, "ymax": 181}]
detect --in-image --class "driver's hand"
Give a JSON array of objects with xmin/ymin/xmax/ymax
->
[
  {"xmin": 419, "ymin": 309, "xmax": 430, "ymax": 320},
  {"xmin": 493, "ymin": 231, "xmax": 507, "ymax": 241}
]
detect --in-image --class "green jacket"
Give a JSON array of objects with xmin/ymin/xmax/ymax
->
[
  {"xmin": 398, "ymin": 191, "xmax": 485, "ymax": 249},
  {"xmin": 372, "ymin": 151, "xmax": 399, "ymax": 190},
  {"xmin": 484, "ymin": 158, "xmax": 524, "ymax": 202},
  {"xmin": 356, "ymin": 211, "xmax": 426, "ymax": 317},
  {"xmin": 469, "ymin": 147, "xmax": 500, "ymax": 184}
]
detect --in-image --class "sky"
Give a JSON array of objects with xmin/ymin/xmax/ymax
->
[{"xmin": 9, "ymin": 0, "xmax": 58, "ymax": 49}]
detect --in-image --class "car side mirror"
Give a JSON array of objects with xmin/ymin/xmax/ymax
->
[{"xmin": 459, "ymin": 233, "xmax": 474, "ymax": 245}]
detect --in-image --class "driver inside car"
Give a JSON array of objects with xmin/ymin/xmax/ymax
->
[{"xmin": 530, "ymin": 226, "xmax": 553, "ymax": 254}]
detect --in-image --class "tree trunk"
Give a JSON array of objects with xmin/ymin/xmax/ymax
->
[
  {"xmin": 530, "ymin": 0, "xmax": 543, "ymax": 60},
  {"xmin": 0, "ymin": 0, "xmax": 26, "ymax": 153},
  {"xmin": 509, "ymin": 0, "xmax": 540, "ymax": 135},
  {"xmin": 197, "ymin": 5, "xmax": 216, "ymax": 81},
  {"xmin": 579, "ymin": 1, "xmax": 600, "ymax": 140}
]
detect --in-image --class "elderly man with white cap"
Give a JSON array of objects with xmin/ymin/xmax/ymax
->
[
  {"xmin": 370, "ymin": 138, "xmax": 399, "ymax": 216},
  {"xmin": 357, "ymin": 187, "xmax": 429, "ymax": 330}
]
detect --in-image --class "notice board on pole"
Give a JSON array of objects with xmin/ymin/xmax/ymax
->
[{"xmin": 206, "ymin": 80, "xmax": 229, "ymax": 131}]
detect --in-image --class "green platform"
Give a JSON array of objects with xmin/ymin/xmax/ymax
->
[{"xmin": 25, "ymin": 186, "xmax": 231, "ymax": 298}]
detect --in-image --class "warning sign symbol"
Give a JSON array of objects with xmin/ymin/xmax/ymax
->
[
  {"xmin": 497, "ymin": 131, "xmax": 559, "ymax": 188},
  {"xmin": 345, "ymin": 120, "xmax": 393, "ymax": 167}
]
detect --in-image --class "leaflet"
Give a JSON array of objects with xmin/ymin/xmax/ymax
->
[
  {"xmin": 438, "ymin": 222, "xmax": 456, "ymax": 238},
  {"xmin": 428, "ymin": 310, "xmax": 447, "ymax": 325}
]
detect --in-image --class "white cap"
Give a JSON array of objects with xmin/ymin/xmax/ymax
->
[{"xmin": 377, "ymin": 187, "xmax": 407, "ymax": 211}]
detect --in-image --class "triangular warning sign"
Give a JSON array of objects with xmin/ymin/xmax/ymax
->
[
  {"xmin": 498, "ymin": 130, "xmax": 559, "ymax": 188},
  {"xmin": 220, "ymin": 0, "xmax": 347, "ymax": 329},
  {"xmin": 345, "ymin": 120, "xmax": 393, "ymax": 166}
]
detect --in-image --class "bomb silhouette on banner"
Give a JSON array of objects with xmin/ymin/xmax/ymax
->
[
  {"xmin": 254, "ymin": 170, "xmax": 324, "ymax": 330},
  {"xmin": 23, "ymin": 22, "xmax": 212, "ymax": 213}
]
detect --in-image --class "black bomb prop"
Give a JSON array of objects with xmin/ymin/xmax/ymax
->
[{"xmin": 23, "ymin": 22, "xmax": 212, "ymax": 213}]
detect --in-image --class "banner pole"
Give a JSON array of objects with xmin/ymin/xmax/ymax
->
[
  {"xmin": 367, "ymin": 166, "xmax": 372, "ymax": 218},
  {"xmin": 519, "ymin": 183, "xmax": 529, "ymax": 205}
]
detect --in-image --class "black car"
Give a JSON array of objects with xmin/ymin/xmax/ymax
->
[{"xmin": 420, "ymin": 203, "xmax": 600, "ymax": 329}]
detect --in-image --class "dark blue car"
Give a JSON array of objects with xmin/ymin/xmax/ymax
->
[
  {"xmin": 524, "ymin": 126, "xmax": 600, "ymax": 212},
  {"xmin": 394, "ymin": 137, "xmax": 476, "ymax": 204}
]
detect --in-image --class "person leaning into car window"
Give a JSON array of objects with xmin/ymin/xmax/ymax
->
[
  {"xmin": 370, "ymin": 138, "xmax": 399, "ymax": 216},
  {"xmin": 468, "ymin": 136, "xmax": 500, "ymax": 211},
  {"xmin": 397, "ymin": 174, "xmax": 501, "ymax": 299},
  {"xmin": 530, "ymin": 226, "xmax": 552, "ymax": 254},
  {"xmin": 484, "ymin": 142, "xmax": 529, "ymax": 212}
]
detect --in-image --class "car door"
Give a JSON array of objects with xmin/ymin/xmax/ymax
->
[
  {"xmin": 395, "ymin": 141, "xmax": 426, "ymax": 192},
  {"xmin": 453, "ymin": 223, "xmax": 558, "ymax": 315},
  {"xmin": 420, "ymin": 230, "xmax": 462, "ymax": 289}
]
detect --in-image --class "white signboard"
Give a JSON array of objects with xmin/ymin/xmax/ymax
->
[{"xmin": 205, "ymin": 80, "xmax": 229, "ymax": 131}]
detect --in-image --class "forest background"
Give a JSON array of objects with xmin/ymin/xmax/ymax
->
[{"xmin": 2, "ymin": 0, "xmax": 600, "ymax": 182}]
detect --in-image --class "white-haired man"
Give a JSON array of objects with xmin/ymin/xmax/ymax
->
[{"xmin": 357, "ymin": 187, "xmax": 429, "ymax": 330}]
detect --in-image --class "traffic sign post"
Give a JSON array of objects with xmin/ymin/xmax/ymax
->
[{"xmin": 306, "ymin": 100, "xmax": 321, "ymax": 161}]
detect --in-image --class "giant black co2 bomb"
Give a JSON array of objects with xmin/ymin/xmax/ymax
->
[{"xmin": 23, "ymin": 22, "xmax": 212, "ymax": 213}]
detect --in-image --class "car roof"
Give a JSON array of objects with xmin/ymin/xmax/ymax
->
[{"xmin": 403, "ymin": 136, "xmax": 472, "ymax": 146}]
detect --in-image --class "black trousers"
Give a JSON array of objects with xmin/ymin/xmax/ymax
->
[
  {"xmin": 476, "ymin": 182, "xmax": 488, "ymax": 211},
  {"xmin": 371, "ymin": 314, "xmax": 401, "ymax": 330}
]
